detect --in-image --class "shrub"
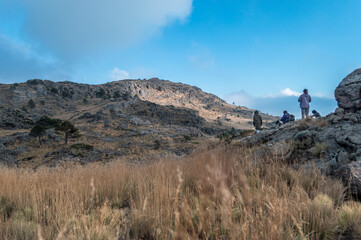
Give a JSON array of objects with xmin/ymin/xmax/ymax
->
[
  {"xmin": 154, "ymin": 140, "xmax": 161, "ymax": 149},
  {"xmin": 305, "ymin": 194, "xmax": 337, "ymax": 239},
  {"xmin": 183, "ymin": 135, "xmax": 192, "ymax": 142},
  {"xmin": 109, "ymin": 108, "xmax": 116, "ymax": 116},
  {"xmin": 316, "ymin": 119, "xmax": 329, "ymax": 128},
  {"xmin": 10, "ymin": 83, "xmax": 18, "ymax": 91},
  {"xmin": 337, "ymin": 201, "xmax": 361, "ymax": 237},
  {"xmin": 71, "ymin": 143, "xmax": 94, "ymax": 151},
  {"xmin": 122, "ymin": 91, "xmax": 131, "ymax": 101},
  {"xmin": 50, "ymin": 87, "xmax": 58, "ymax": 94},
  {"xmin": 28, "ymin": 99, "xmax": 35, "ymax": 109},
  {"xmin": 310, "ymin": 142, "xmax": 327, "ymax": 157},
  {"xmin": 96, "ymin": 88, "xmax": 106, "ymax": 98},
  {"xmin": 62, "ymin": 90, "xmax": 69, "ymax": 98},
  {"xmin": 113, "ymin": 91, "xmax": 121, "ymax": 99},
  {"xmin": 21, "ymin": 106, "xmax": 28, "ymax": 113},
  {"xmin": 40, "ymin": 100, "xmax": 45, "ymax": 105},
  {"xmin": 26, "ymin": 79, "xmax": 42, "ymax": 85},
  {"xmin": 217, "ymin": 132, "xmax": 232, "ymax": 143},
  {"xmin": 82, "ymin": 98, "xmax": 88, "ymax": 104}
]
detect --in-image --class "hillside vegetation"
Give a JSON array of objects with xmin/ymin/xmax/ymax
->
[
  {"xmin": 1, "ymin": 145, "xmax": 360, "ymax": 240},
  {"xmin": 0, "ymin": 79, "xmax": 276, "ymax": 168}
]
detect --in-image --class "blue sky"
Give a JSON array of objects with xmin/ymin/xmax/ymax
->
[{"xmin": 1, "ymin": 0, "xmax": 360, "ymax": 117}]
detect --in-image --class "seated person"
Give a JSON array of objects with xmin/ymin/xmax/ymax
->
[
  {"xmin": 280, "ymin": 111, "xmax": 290, "ymax": 124},
  {"xmin": 311, "ymin": 110, "xmax": 321, "ymax": 118}
]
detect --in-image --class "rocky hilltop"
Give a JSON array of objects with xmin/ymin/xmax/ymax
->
[
  {"xmin": 0, "ymin": 78, "xmax": 275, "ymax": 168},
  {"xmin": 240, "ymin": 68, "xmax": 361, "ymax": 197}
]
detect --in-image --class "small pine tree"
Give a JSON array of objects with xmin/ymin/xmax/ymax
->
[
  {"xmin": 30, "ymin": 124, "xmax": 46, "ymax": 145},
  {"xmin": 28, "ymin": 99, "xmax": 36, "ymax": 108},
  {"xmin": 83, "ymin": 98, "xmax": 88, "ymax": 104},
  {"xmin": 56, "ymin": 121, "xmax": 78, "ymax": 144}
]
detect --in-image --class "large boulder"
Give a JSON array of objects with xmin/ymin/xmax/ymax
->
[{"xmin": 335, "ymin": 69, "xmax": 361, "ymax": 110}]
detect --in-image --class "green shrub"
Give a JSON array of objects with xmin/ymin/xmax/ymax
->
[
  {"xmin": 154, "ymin": 140, "xmax": 161, "ymax": 150},
  {"xmin": 113, "ymin": 91, "xmax": 121, "ymax": 99},
  {"xmin": 71, "ymin": 143, "xmax": 94, "ymax": 151},
  {"xmin": 183, "ymin": 135, "xmax": 192, "ymax": 142},
  {"xmin": 50, "ymin": 87, "xmax": 58, "ymax": 94},
  {"xmin": 96, "ymin": 88, "xmax": 106, "ymax": 98},
  {"xmin": 310, "ymin": 142, "xmax": 327, "ymax": 157},
  {"xmin": 28, "ymin": 99, "xmax": 35, "ymax": 109}
]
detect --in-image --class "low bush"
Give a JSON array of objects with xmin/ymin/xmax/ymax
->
[{"xmin": 71, "ymin": 143, "xmax": 94, "ymax": 151}]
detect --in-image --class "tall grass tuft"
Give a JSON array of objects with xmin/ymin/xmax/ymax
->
[{"xmin": 0, "ymin": 145, "xmax": 357, "ymax": 239}]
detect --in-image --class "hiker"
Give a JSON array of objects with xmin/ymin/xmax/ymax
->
[
  {"xmin": 280, "ymin": 110, "xmax": 290, "ymax": 124},
  {"xmin": 298, "ymin": 89, "xmax": 312, "ymax": 119},
  {"xmin": 253, "ymin": 110, "xmax": 262, "ymax": 133},
  {"xmin": 311, "ymin": 110, "xmax": 321, "ymax": 118}
]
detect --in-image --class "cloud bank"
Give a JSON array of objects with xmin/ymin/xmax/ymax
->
[
  {"xmin": 18, "ymin": 0, "xmax": 193, "ymax": 58},
  {"xmin": 226, "ymin": 88, "xmax": 337, "ymax": 118}
]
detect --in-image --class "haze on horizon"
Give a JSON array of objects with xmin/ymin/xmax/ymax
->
[{"xmin": 1, "ymin": 0, "xmax": 360, "ymax": 116}]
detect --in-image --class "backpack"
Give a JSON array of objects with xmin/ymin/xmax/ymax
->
[{"xmin": 289, "ymin": 114, "xmax": 295, "ymax": 122}]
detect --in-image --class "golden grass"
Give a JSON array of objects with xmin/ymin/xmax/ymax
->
[{"xmin": 0, "ymin": 145, "xmax": 359, "ymax": 239}]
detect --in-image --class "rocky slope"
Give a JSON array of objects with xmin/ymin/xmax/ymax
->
[
  {"xmin": 0, "ymin": 78, "xmax": 276, "ymax": 168},
  {"xmin": 240, "ymin": 68, "xmax": 361, "ymax": 197}
]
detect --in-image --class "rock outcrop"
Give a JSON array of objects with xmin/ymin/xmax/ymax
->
[
  {"xmin": 242, "ymin": 68, "xmax": 361, "ymax": 198},
  {"xmin": 335, "ymin": 68, "xmax": 361, "ymax": 111}
]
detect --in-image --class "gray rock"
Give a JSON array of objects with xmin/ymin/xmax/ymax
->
[
  {"xmin": 0, "ymin": 143, "xmax": 17, "ymax": 166},
  {"xmin": 13, "ymin": 146, "xmax": 29, "ymax": 156},
  {"xmin": 334, "ymin": 108, "xmax": 345, "ymax": 115},
  {"xmin": 333, "ymin": 161, "xmax": 361, "ymax": 198},
  {"xmin": 335, "ymin": 68, "xmax": 361, "ymax": 110},
  {"xmin": 336, "ymin": 151, "xmax": 350, "ymax": 165}
]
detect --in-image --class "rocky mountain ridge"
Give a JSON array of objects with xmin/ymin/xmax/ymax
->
[{"xmin": 0, "ymin": 78, "xmax": 276, "ymax": 168}]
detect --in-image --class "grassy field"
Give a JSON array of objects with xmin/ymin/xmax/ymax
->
[{"xmin": 0, "ymin": 145, "xmax": 360, "ymax": 239}]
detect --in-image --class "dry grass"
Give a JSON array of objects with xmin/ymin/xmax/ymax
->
[{"xmin": 0, "ymin": 145, "xmax": 359, "ymax": 239}]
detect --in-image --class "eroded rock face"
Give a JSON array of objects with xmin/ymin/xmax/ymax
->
[{"xmin": 335, "ymin": 68, "xmax": 361, "ymax": 110}]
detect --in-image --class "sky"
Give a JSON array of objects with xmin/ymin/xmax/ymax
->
[{"xmin": 1, "ymin": 0, "xmax": 361, "ymax": 117}]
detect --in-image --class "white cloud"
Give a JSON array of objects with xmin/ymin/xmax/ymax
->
[
  {"xmin": 109, "ymin": 68, "xmax": 129, "ymax": 81},
  {"xmin": 280, "ymin": 88, "xmax": 302, "ymax": 97},
  {"xmin": 16, "ymin": 0, "xmax": 193, "ymax": 58},
  {"xmin": 264, "ymin": 88, "xmax": 302, "ymax": 98}
]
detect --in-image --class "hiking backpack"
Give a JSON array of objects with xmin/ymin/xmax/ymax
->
[{"xmin": 289, "ymin": 114, "xmax": 295, "ymax": 122}]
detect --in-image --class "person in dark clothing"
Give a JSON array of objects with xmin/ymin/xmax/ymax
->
[
  {"xmin": 311, "ymin": 110, "xmax": 321, "ymax": 118},
  {"xmin": 298, "ymin": 89, "xmax": 312, "ymax": 119},
  {"xmin": 280, "ymin": 111, "xmax": 290, "ymax": 124},
  {"xmin": 253, "ymin": 110, "xmax": 262, "ymax": 133}
]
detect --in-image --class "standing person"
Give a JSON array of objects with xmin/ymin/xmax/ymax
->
[
  {"xmin": 253, "ymin": 110, "xmax": 263, "ymax": 133},
  {"xmin": 298, "ymin": 89, "xmax": 311, "ymax": 119}
]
